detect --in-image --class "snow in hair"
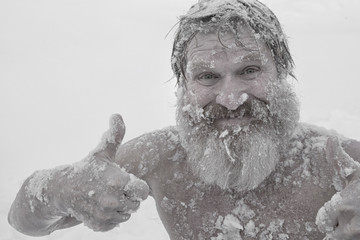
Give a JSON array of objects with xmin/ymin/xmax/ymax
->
[{"xmin": 171, "ymin": 0, "xmax": 295, "ymax": 86}]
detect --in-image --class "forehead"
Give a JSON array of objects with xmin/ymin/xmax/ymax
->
[{"xmin": 186, "ymin": 27, "xmax": 271, "ymax": 64}]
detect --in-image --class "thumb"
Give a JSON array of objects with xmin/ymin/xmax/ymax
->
[
  {"xmin": 326, "ymin": 136, "xmax": 360, "ymax": 183},
  {"xmin": 90, "ymin": 114, "xmax": 126, "ymax": 161}
]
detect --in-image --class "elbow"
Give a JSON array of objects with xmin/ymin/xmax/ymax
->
[{"xmin": 8, "ymin": 203, "xmax": 52, "ymax": 237}]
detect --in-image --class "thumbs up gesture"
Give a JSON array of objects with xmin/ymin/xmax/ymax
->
[
  {"xmin": 316, "ymin": 137, "xmax": 360, "ymax": 240},
  {"xmin": 52, "ymin": 114, "xmax": 149, "ymax": 232}
]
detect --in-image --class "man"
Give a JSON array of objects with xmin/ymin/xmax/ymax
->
[{"xmin": 8, "ymin": 0, "xmax": 360, "ymax": 239}]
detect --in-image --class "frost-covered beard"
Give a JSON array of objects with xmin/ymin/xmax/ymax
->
[{"xmin": 176, "ymin": 81, "xmax": 299, "ymax": 192}]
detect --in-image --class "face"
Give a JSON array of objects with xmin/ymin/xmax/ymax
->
[
  {"xmin": 185, "ymin": 27, "xmax": 278, "ymax": 131},
  {"xmin": 176, "ymin": 25, "xmax": 299, "ymax": 192}
]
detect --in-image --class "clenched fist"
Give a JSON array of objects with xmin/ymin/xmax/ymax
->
[{"xmin": 51, "ymin": 114, "xmax": 149, "ymax": 231}]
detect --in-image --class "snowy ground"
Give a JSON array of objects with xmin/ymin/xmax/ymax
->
[{"xmin": 1, "ymin": 0, "xmax": 360, "ymax": 239}]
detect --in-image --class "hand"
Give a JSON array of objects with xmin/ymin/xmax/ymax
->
[
  {"xmin": 316, "ymin": 137, "xmax": 360, "ymax": 239},
  {"xmin": 52, "ymin": 114, "xmax": 149, "ymax": 232},
  {"xmin": 319, "ymin": 180, "xmax": 360, "ymax": 240}
]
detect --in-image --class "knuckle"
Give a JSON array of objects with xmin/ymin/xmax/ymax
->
[
  {"xmin": 86, "ymin": 219, "xmax": 117, "ymax": 232},
  {"xmin": 119, "ymin": 199, "xmax": 140, "ymax": 213},
  {"xmin": 124, "ymin": 178, "xmax": 150, "ymax": 201},
  {"xmin": 345, "ymin": 222, "xmax": 360, "ymax": 236},
  {"xmin": 94, "ymin": 208, "xmax": 111, "ymax": 222},
  {"xmin": 115, "ymin": 213, "xmax": 131, "ymax": 223},
  {"xmin": 105, "ymin": 169, "xmax": 130, "ymax": 189},
  {"xmin": 99, "ymin": 195, "xmax": 122, "ymax": 210}
]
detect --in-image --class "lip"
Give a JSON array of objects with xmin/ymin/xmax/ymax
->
[{"xmin": 214, "ymin": 115, "xmax": 254, "ymax": 129}]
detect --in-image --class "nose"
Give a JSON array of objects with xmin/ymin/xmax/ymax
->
[{"xmin": 215, "ymin": 78, "xmax": 249, "ymax": 110}]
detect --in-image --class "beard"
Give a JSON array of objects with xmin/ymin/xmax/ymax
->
[{"xmin": 176, "ymin": 80, "xmax": 300, "ymax": 192}]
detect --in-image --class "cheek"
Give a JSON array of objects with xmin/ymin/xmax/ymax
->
[
  {"xmin": 251, "ymin": 80, "xmax": 268, "ymax": 100},
  {"xmin": 253, "ymin": 69, "xmax": 278, "ymax": 101},
  {"xmin": 187, "ymin": 82, "xmax": 216, "ymax": 108}
]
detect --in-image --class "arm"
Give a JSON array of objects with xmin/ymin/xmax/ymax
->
[
  {"xmin": 8, "ymin": 166, "xmax": 82, "ymax": 236},
  {"xmin": 8, "ymin": 114, "xmax": 149, "ymax": 236},
  {"xmin": 115, "ymin": 126, "xmax": 183, "ymax": 184}
]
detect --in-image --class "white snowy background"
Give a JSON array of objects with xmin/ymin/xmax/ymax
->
[{"xmin": 1, "ymin": 0, "xmax": 359, "ymax": 239}]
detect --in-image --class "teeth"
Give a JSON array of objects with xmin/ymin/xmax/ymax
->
[
  {"xmin": 240, "ymin": 109, "xmax": 246, "ymax": 118},
  {"xmin": 208, "ymin": 107, "xmax": 251, "ymax": 121}
]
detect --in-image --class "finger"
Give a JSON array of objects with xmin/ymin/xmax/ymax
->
[
  {"xmin": 85, "ymin": 210, "xmax": 130, "ymax": 232},
  {"xmin": 99, "ymin": 193, "xmax": 140, "ymax": 213},
  {"xmin": 116, "ymin": 198, "xmax": 140, "ymax": 213},
  {"xmin": 330, "ymin": 221, "xmax": 360, "ymax": 240},
  {"xmin": 124, "ymin": 174, "xmax": 150, "ymax": 201},
  {"xmin": 326, "ymin": 136, "xmax": 341, "ymax": 161},
  {"xmin": 326, "ymin": 136, "xmax": 360, "ymax": 182},
  {"xmin": 106, "ymin": 212, "xmax": 131, "ymax": 224},
  {"xmin": 101, "ymin": 165, "xmax": 130, "ymax": 190},
  {"xmin": 108, "ymin": 114, "xmax": 126, "ymax": 146},
  {"xmin": 91, "ymin": 114, "xmax": 126, "ymax": 161}
]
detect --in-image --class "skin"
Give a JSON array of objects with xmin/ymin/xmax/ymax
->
[
  {"xmin": 8, "ymin": 27, "xmax": 360, "ymax": 239},
  {"xmin": 185, "ymin": 29, "xmax": 275, "ymax": 130}
]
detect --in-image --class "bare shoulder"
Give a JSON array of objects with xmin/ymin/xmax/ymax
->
[
  {"xmin": 290, "ymin": 123, "xmax": 360, "ymax": 188},
  {"xmin": 341, "ymin": 138, "xmax": 360, "ymax": 163},
  {"xmin": 298, "ymin": 123, "xmax": 360, "ymax": 162},
  {"xmin": 115, "ymin": 126, "xmax": 186, "ymax": 181}
]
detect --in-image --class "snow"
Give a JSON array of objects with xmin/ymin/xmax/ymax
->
[
  {"xmin": 316, "ymin": 192, "xmax": 343, "ymax": 234},
  {"xmin": 123, "ymin": 173, "xmax": 149, "ymax": 201},
  {"xmin": 1, "ymin": 0, "xmax": 360, "ymax": 240}
]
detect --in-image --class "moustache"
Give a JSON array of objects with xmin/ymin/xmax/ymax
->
[{"xmin": 201, "ymin": 97, "xmax": 269, "ymax": 123}]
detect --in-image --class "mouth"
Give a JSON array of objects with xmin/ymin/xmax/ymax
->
[
  {"xmin": 210, "ymin": 108, "xmax": 255, "ymax": 130},
  {"xmin": 214, "ymin": 114, "xmax": 254, "ymax": 129},
  {"xmin": 201, "ymin": 98, "xmax": 269, "ymax": 131}
]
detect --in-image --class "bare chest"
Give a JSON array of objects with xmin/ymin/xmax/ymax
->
[{"xmin": 150, "ymin": 160, "xmax": 335, "ymax": 240}]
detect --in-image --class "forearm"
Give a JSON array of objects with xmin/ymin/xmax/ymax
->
[{"xmin": 8, "ymin": 167, "xmax": 80, "ymax": 236}]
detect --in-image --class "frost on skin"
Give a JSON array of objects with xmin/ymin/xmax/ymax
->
[
  {"xmin": 149, "ymin": 122, "xmax": 360, "ymax": 239},
  {"xmin": 216, "ymin": 93, "xmax": 249, "ymax": 112},
  {"xmin": 124, "ymin": 174, "xmax": 149, "ymax": 201},
  {"xmin": 326, "ymin": 136, "xmax": 360, "ymax": 190},
  {"xmin": 9, "ymin": 0, "xmax": 360, "ymax": 239},
  {"xmin": 316, "ymin": 192, "xmax": 343, "ymax": 234},
  {"xmin": 91, "ymin": 114, "xmax": 125, "ymax": 155},
  {"xmin": 10, "ymin": 113, "xmax": 150, "ymax": 235},
  {"xmin": 26, "ymin": 170, "xmax": 53, "ymax": 210},
  {"xmin": 25, "ymin": 165, "xmax": 68, "ymax": 212}
]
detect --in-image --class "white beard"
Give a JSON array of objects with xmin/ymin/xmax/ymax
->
[{"xmin": 176, "ymin": 81, "xmax": 299, "ymax": 192}]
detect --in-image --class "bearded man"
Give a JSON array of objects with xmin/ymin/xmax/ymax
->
[{"xmin": 8, "ymin": 0, "xmax": 360, "ymax": 239}]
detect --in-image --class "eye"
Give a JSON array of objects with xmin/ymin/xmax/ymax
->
[
  {"xmin": 240, "ymin": 66, "xmax": 261, "ymax": 80},
  {"xmin": 196, "ymin": 72, "xmax": 220, "ymax": 86}
]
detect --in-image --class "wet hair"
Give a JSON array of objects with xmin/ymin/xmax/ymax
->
[{"xmin": 171, "ymin": 0, "xmax": 295, "ymax": 86}]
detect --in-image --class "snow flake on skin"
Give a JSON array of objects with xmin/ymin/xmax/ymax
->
[
  {"xmin": 213, "ymin": 210, "xmax": 293, "ymax": 240},
  {"xmin": 160, "ymin": 196, "xmax": 195, "ymax": 239},
  {"xmin": 160, "ymin": 197, "xmax": 177, "ymax": 212},
  {"xmin": 280, "ymin": 126, "xmax": 332, "ymax": 189},
  {"xmin": 88, "ymin": 190, "xmax": 95, "ymax": 197},
  {"xmin": 288, "ymin": 124, "xmax": 360, "ymax": 192},
  {"xmin": 213, "ymin": 199, "xmax": 257, "ymax": 239},
  {"xmin": 25, "ymin": 165, "xmax": 69, "ymax": 210},
  {"xmin": 256, "ymin": 219, "xmax": 289, "ymax": 240},
  {"xmin": 213, "ymin": 214, "xmax": 243, "ymax": 239},
  {"xmin": 316, "ymin": 192, "xmax": 343, "ymax": 233},
  {"xmin": 26, "ymin": 170, "xmax": 53, "ymax": 206},
  {"xmin": 244, "ymin": 220, "xmax": 258, "ymax": 238}
]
